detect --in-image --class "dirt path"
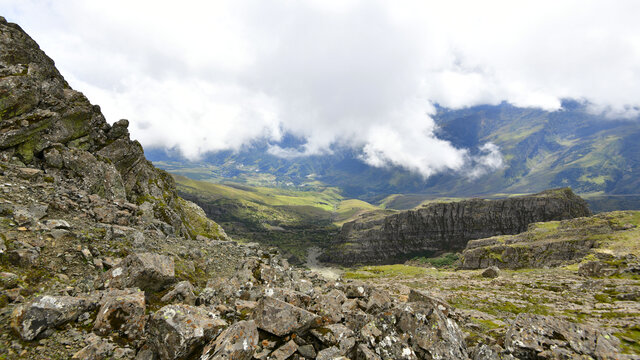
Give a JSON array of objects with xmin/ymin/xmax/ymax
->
[{"xmin": 305, "ymin": 246, "xmax": 343, "ymax": 280}]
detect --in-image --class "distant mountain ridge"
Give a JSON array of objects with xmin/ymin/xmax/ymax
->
[{"xmin": 149, "ymin": 101, "xmax": 640, "ymax": 209}]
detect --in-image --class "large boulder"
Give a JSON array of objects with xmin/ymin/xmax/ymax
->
[
  {"xmin": 200, "ymin": 320, "xmax": 258, "ymax": 360},
  {"xmin": 93, "ymin": 288, "xmax": 146, "ymax": 340},
  {"xmin": 504, "ymin": 313, "xmax": 621, "ymax": 359},
  {"xmin": 11, "ymin": 295, "xmax": 97, "ymax": 340},
  {"xmin": 252, "ymin": 296, "xmax": 321, "ymax": 337},
  {"xmin": 147, "ymin": 304, "xmax": 227, "ymax": 360},
  {"xmin": 103, "ymin": 252, "xmax": 175, "ymax": 292}
]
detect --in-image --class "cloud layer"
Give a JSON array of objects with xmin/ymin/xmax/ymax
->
[{"xmin": 3, "ymin": 0, "xmax": 640, "ymax": 177}]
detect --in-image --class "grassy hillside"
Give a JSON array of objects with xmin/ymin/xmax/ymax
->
[{"xmin": 173, "ymin": 175, "xmax": 382, "ymax": 261}]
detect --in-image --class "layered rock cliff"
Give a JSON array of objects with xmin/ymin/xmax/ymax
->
[
  {"xmin": 0, "ymin": 17, "xmax": 226, "ymax": 240},
  {"xmin": 321, "ymin": 188, "xmax": 591, "ymax": 265}
]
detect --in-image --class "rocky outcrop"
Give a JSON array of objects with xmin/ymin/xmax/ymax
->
[
  {"xmin": 0, "ymin": 16, "xmax": 226, "ymax": 241},
  {"xmin": 322, "ymin": 188, "xmax": 591, "ymax": 265},
  {"xmin": 460, "ymin": 211, "xmax": 639, "ymax": 269}
]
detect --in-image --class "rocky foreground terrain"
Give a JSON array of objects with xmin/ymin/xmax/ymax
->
[{"xmin": 0, "ymin": 16, "xmax": 639, "ymax": 360}]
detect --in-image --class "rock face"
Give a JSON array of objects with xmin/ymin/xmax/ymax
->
[
  {"xmin": 322, "ymin": 188, "xmax": 591, "ymax": 265},
  {"xmin": 460, "ymin": 211, "xmax": 637, "ymax": 269},
  {"xmin": 0, "ymin": 16, "xmax": 226, "ymax": 241}
]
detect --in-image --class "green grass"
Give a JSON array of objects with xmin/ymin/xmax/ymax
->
[
  {"xmin": 413, "ymin": 253, "xmax": 460, "ymax": 268},
  {"xmin": 615, "ymin": 326, "xmax": 640, "ymax": 354},
  {"xmin": 343, "ymin": 265, "xmax": 436, "ymax": 279}
]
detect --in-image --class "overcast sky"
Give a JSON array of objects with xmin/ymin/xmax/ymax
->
[{"xmin": 3, "ymin": 0, "xmax": 640, "ymax": 178}]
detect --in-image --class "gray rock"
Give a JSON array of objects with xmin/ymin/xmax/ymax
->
[
  {"xmin": 103, "ymin": 252, "xmax": 175, "ymax": 292},
  {"xmin": 311, "ymin": 324, "xmax": 356, "ymax": 355},
  {"xmin": 297, "ymin": 344, "xmax": 317, "ymax": 359},
  {"xmin": 200, "ymin": 320, "xmax": 258, "ymax": 360},
  {"xmin": 578, "ymin": 260, "xmax": 605, "ymax": 277},
  {"xmin": 395, "ymin": 302, "xmax": 469, "ymax": 360},
  {"xmin": 407, "ymin": 289, "xmax": 451, "ymax": 316},
  {"xmin": 252, "ymin": 296, "xmax": 321, "ymax": 337},
  {"xmin": 504, "ymin": 313, "xmax": 621, "ymax": 359},
  {"xmin": 94, "ymin": 289, "xmax": 146, "ymax": 340},
  {"xmin": 482, "ymin": 266, "xmax": 501, "ymax": 278},
  {"xmin": 316, "ymin": 346, "xmax": 341, "ymax": 360},
  {"xmin": 0, "ymin": 272, "xmax": 20, "ymax": 289},
  {"xmin": 72, "ymin": 334, "xmax": 115, "ymax": 360},
  {"xmin": 365, "ymin": 289, "xmax": 391, "ymax": 313},
  {"xmin": 147, "ymin": 304, "xmax": 227, "ymax": 360},
  {"xmin": 11, "ymin": 295, "xmax": 97, "ymax": 340},
  {"xmin": 43, "ymin": 219, "xmax": 71, "ymax": 230},
  {"xmin": 161, "ymin": 280, "xmax": 196, "ymax": 305},
  {"xmin": 269, "ymin": 340, "xmax": 298, "ymax": 360},
  {"xmin": 6, "ymin": 248, "xmax": 39, "ymax": 266},
  {"xmin": 356, "ymin": 344, "xmax": 382, "ymax": 360}
]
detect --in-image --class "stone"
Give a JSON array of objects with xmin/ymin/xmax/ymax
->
[
  {"xmin": 504, "ymin": 313, "xmax": 621, "ymax": 359},
  {"xmin": 482, "ymin": 266, "xmax": 501, "ymax": 278},
  {"xmin": 11, "ymin": 295, "xmax": 97, "ymax": 340},
  {"xmin": 316, "ymin": 346, "xmax": 341, "ymax": 360},
  {"xmin": 94, "ymin": 289, "xmax": 146, "ymax": 340},
  {"xmin": 7, "ymin": 248, "xmax": 39, "ymax": 266},
  {"xmin": 252, "ymin": 296, "xmax": 321, "ymax": 337},
  {"xmin": 297, "ymin": 344, "xmax": 317, "ymax": 359},
  {"xmin": 356, "ymin": 344, "xmax": 382, "ymax": 360},
  {"xmin": 72, "ymin": 334, "xmax": 116, "ymax": 360},
  {"xmin": 43, "ymin": 219, "xmax": 71, "ymax": 230},
  {"xmin": 365, "ymin": 289, "xmax": 391, "ymax": 313},
  {"xmin": 395, "ymin": 302, "xmax": 469, "ymax": 360},
  {"xmin": 12, "ymin": 204, "xmax": 48, "ymax": 225},
  {"xmin": 343, "ymin": 282, "xmax": 370, "ymax": 298},
  {"xmin": 311, "ymin": 324, "xmax": 356, "ymax": 355},
  {"xmin": 578, "ymin": 260, "xmax": 605, "ymax": 277},
  {"xmin": 269, "ymin": 340, "xmax": 298, "ymax": 360},
  {"xmin": 147, "ymin": 304, "xmax": 227, "ymax": 360},
  {"xmin": 161, "ymin": 280, "xmax": 196, "ymax": 305},
  {"xmin": 200, "ymin": 320, "xmax": 258, "ymax": 360},
  {"xmin": 407, "ymin": 289, "xmax": 451, "ymax": 316},
  {"xmin": 0, "ymin": 272, "xmax": 20, "ymax": 289},
  {"xmin": 103, "ymin": 252, "xmax": 175, "ymax": 292}
]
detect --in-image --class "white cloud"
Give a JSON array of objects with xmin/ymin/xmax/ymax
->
[{"xmin": 3, "ymin": 0, "xmax": 640, "ymax": 177}]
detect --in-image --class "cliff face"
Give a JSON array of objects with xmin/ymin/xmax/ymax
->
[
  {"xmin": 0, "ymin": 17, "xmax": 226, "ymax": 240},
  {"xmin": 321, "ymin": 188, "xmax": 591, "ymax": 265}
]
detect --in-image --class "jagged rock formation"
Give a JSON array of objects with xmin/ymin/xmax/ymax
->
[
  {"xmin": 321, "ymin": 188, "xmax": 591, "ymax": 265},
  {"xmin": 0, "ymin": 17, "xmax": 226, "ymax": 241}
]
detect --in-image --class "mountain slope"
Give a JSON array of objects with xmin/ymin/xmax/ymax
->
[{"xmin": 149, "ymin": 102, "xmax": 640, "ymax": 208}]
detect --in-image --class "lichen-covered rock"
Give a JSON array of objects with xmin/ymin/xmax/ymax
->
[
  {"xmin": 93, "ymin": 288, "xmax": 146, "ymax": 340},
  {"xmin": 311, "ymin": 323, "xmax": 356, "ymax": 355},
  {"xmin": 147, "ymin": 304, "xmax": 227, "ymax": 360},
  {"xmin": 269, "ymin": 340, "xmax": 298, "ymax": 360},
  {"xmin": 72, "ymin": 334, "xmax": 116, "ymax": 360},
  {"xmin": 11, "ymin": 295, "xmax": 98, "ymax": 340},
  {"xmin": 161, "ymin": 280, "xmax": 196, "ymax": 305},
  {"xmin": 103, "ymin": 252, "xmax": 175, "ymax": 292},
  {"xmin": 252, "ymin": 296, "xmax": 321, "ymax": 337},
  {"xmin": 504, "ymin": 313, "xmax": 621, "ymax": 359},
  {"xmin": 200, "ymin": 320, "xmax": 258, "ymax": 360},
  {"xmin": 0, "ymin": 272, "xmax": 19, "ymax": 289},
  {"xmin": 407, "ymin": 289, "xmax": 451, "ymax": 316}
]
